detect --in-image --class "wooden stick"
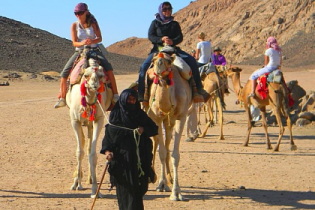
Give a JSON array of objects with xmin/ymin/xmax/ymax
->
[{"xmin": 91, "ymin": 162, "xmax": 109, "ymax": 210}]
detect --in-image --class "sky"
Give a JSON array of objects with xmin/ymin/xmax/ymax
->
[{"xmin": 0, "ymin": 0, "xmax": 194, "ymax": 47}]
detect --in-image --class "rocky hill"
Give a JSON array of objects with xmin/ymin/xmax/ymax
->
[
  {"xmin": 107, "ymin": 0, "xmax": 315, "ymax": 68},
  {"xmin": 0, "ymin": 16, "xmax": 143, "ymax": 74}
]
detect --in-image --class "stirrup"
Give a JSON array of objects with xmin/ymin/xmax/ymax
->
[{"xmin": 54, "ymin": 98, "xmax": 66, "ymax": 109}]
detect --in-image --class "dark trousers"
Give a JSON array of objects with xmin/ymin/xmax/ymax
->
[{"xmin": 138, "ymin": 49, "xmax": 203, "ymax": 94}]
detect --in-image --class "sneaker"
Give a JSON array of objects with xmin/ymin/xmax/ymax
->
[{"xmin": 54, "ymin": 98, "xmax": 66, "ymax": 108}]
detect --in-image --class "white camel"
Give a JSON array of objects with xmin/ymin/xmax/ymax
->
[
  {"xmin": 146, "ymin": 52, "xmax": 192, "ymax": 201},
  {"xmin": 66, "ymin": 58, "xmax": 112, "ymax": 198}
]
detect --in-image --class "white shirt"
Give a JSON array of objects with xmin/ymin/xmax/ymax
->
[
  {"xmin": 265, "ymin": 48, "xmax": 281, "ymax": 68},
  {"xmin": 76, "ymin": 21, "xmax": 98, "ymax": 50},
  {"xmin": 197, "ymin": 41, "xmax": 211, "ymax": 64}
]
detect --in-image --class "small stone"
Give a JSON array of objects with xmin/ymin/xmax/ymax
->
[{"xmin": 239, "ymin": 186, "xmax": 246, "ymax": 190}]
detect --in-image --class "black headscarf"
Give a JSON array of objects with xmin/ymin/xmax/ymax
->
[{"xmin": 109, "ymin": 89, "xmax": 142, "ymax": 129}]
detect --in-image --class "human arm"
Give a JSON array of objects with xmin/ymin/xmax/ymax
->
[
  {"xmin": 148, "ymin": 20, "xmax": 164, "ymax": 45},
  {"xmin": 219, "ymin": 55, "xmax": 227, "ymax": 66},
  {"xmin": 264, "ymin": 55, "xmax": 269, "ymax": 67},
  {"xmin": 100, "ymin": 125, "xmax": 114, "ymax": 161},
  {"xmin": 90, "ymin": 22, "xmax": 102, "ymax": 45},
  {"xmin": 138, "ymin": 111, "xmax": 158, "ymax": 137}
]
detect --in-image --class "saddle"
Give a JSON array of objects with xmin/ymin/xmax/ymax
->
[{"xmin": 256, "ymin": 70, "xmax": 294, "ymax": 106}]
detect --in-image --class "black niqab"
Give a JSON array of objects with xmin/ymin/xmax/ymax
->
[{"xmin": 109, "ymin": 89, "xmax": 143, "ymax": 129}]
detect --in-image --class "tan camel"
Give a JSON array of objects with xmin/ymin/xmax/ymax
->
[
  {"xmin": 241, "ymin": 71, "xmax": 297, "ymax": 151},
  {"xmin": 66, "ymin": 58, "xmax": 112, "ymax": 198},
  {"xmin": 186, "ymin": 66, "xmax": 243, "ymax": 141},
  {"xmin": 146, "ymin": 52, "xmax": 192, "ymax": 201}
]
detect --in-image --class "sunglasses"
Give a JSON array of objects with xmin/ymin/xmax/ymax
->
[
  {"xmin": 74, "ymin": 11, "xmax": 85, "ymax": 16},
  {"xmin": 162, "ymin": 7, "xmax": 172, "ymax": 12}
]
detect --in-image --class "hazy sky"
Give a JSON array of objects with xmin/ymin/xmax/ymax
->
[{"xmin": 1, "ymin": 0, "xmax": 193, "ymax": 47}]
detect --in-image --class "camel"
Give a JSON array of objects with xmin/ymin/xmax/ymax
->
[
  {"xmin": 146, "ymin": 52, "xmax": 192, "ymax": 201},
  {"xmin": 241, "ymin": 71, "xmax": 297, "ymax": 151},
  {"xmin": 187, "ymin": 66, "xmax": 242, "ymax": 141},
  {"xmin": 66, "ymin": 57, "xmax": 112, "ymax": 198}
]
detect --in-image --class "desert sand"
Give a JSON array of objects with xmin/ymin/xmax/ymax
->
[{"xmin": 0, "ymin": 67, "xmax": 315, "ymax": 210}]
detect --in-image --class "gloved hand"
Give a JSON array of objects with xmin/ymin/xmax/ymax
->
[{"xmin": 113, "ymin": 94, "xmax": 119, "ymax": 103}]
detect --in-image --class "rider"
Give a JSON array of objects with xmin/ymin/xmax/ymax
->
[
  {"xmin": 54, "ymin": 3, "xmax": 118, "ymax": 108},
  {"xmin": 212, "ymin": 46, "xmax": 229, "ymax": 93},
  {"xmin": 194, "ymin": 32, "xmax": 211, "ymax": 67},
  {"xmin": 248, "ymin": 36, "xmax": 282, "ymax": 98},
  {"xmin": 137, "ymin": 1, "xmax": 210, "ymax": 102}
]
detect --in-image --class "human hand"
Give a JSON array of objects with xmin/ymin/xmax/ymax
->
[
  {"xmin": 164, "ymin": 38, "xmax": 173, "ymax": 46},
  {"xmin": 137, "ymin": 126, "xmax": 144, "ymax": 135},
  {"xmin": 105, "ymin": 151, "xmax": 113, "ymax": 161},
  {"xmin": 162, "ymin": 36, "xmax": 169, "ymax": 42},
  {"xmin": 83, "ymin": 38, "xmax": 92, "ymax": 46}
]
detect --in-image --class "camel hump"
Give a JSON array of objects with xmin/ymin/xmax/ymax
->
[{"xmin": 173, "ymin": 56, "xmax": 192, "ymax": 80}]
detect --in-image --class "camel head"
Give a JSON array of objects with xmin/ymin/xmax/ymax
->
[
  {"xmin": 152, "ymin": 52, "xmax": 175, "ymax": 79},
  {"xmin": 83, "ymin": 58, "xmax": 105, "ymax": 91},
  {"xmin": 226, "ymin": 66, "xmax": 242, "ymax": 77}
]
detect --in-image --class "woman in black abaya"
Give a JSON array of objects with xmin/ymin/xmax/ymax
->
[{"xmin": 100, "ymin": 89, "xmax": 158, "ymax": 210}]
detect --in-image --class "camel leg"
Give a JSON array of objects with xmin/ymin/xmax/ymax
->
[
  {"xmin": 89, "ymin": 118, "xmax": 105, "ymax": 198},
  {"xmin": 260, "ymin": 108, "xmax": 272, "ymax": 150},
  {"xmin": 199, "ymin": 99, "xmax": 213, "ymax": 138},
  {"xmin": 70, "ymin": 120, "xmax": 85, "ymax": 191},
  {"xmin": 156, "ymin": 123, "xmax": 171, "ymax": 192},
  {"xmin": 243, "ymin": 105, "xmax": 253, "ymax": 147},
  {"xmin": 215, "ymin": 95, "xmax": 224, "ymax": 140},
  {"xmin": 164, "ymin": 120, "xmax": 174, "ymax": 185},
  {"xmin": 273, "ymin": 108, "xmax": 285, "ymax": 151},
  {"xmin": 151, "ymin": 135, "xmax": 159, "ymax": 183},
  {"xmin": 169, "ymin": 118, "xmax": 185, "ymax": 201},
  {"xmin": 86, "ymin": 122, "xmax": 93, "ymax": 184},
  {"xmin": 185, "ymin": 103, "xmax": 198, "ymax": 142},
  {"xmin": 286, "ymin": 112, "xmax": 297, "ymax": 151}
]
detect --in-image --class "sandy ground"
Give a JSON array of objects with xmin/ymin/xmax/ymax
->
[{"xmin": 0, "ymin": 67, "xmax": 315, "ymax": 210}]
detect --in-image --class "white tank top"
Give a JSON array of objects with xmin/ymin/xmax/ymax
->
[{"xmin": 75, "ymin": 21, "xmax": 98, "ymax": 51}]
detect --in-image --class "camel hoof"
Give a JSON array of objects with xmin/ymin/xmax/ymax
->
[
  {"xmin": 185, "ymin": 137, "xmax": 194, "ymax": 142},
  {"xmin": 218, "ymin": 136, "xmax": 225, "ymax": 140},
  {"xmin": 76, "ymin": 185, "xmax": 84, "ymax": 190},
  {"xmin": 170, "ymin": 193, "xmax": 185, "ymax": 201},
  {"xmin": 291, "ymin": 145, "xmax": 297, "ymax": 151},
  {"xmin": 91, "ymin": 192, "xmax": 104, "ymax": 198}
]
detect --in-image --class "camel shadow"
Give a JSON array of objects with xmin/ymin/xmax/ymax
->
[
  {"xmin": 146, "ymin": 186, "xmax": 315, "ymax": 209},
  {"xmin": 0, "ymin": 189, "xmax": 116, "ymax": 199}
]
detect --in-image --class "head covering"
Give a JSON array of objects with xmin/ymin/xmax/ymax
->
[
  {"xmin": 109, "ymin": 89, "xmax": 142, "ymax": 129},
  {"xmin": 266, "ymin": 36, "xmax": 281, "ymax": 52},
  {"xmin": 198, "ymin": 32, "xmax": 205, "ymax": 40},
  {"xmin": 155, "ymin": 2, "xmax": 174, "ymax": 23},
  {"xmin": 214, "ymin": 47, "xmax": 222, "ymax": 52},
  {"xmin": 74, "ymin": 3, "xmax": 88, "ymax": 12}
]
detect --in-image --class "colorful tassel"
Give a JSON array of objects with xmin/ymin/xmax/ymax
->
[{"xmin": 158, "ymin": 52, "xmax": 164, "ymax": 58}]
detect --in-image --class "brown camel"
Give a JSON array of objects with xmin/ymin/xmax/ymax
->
[
  {"xmin": 241, "ymin": 72, "xmax": 297, "ymax": 151},
  {"xmin": 146, "ymin": 52, "xmax": 192, "ymax": 201},
  {"xmin": 196, "ymin": 66, "xmax": 242, "ymax": 140}
]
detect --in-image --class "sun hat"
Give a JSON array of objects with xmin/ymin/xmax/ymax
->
[
  {"xmin": 74, "ymin": 3, "xmax": 88, "ymax": 12},
  {"xmin": 214, "ymin": 47, "xmax": 222, "ymax": 52}
]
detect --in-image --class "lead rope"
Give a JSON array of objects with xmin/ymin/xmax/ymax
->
[
  {"xmin": 133, "ymin": 129, "xmax": 145, "ymax": 177},
  {"xmin": 97, "ymin": 99, "xmax": 145, "ymax": 177}
]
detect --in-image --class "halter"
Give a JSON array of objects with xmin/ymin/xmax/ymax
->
[{"xmin": 80, "ymin": 67, "xmax": 105, "ymax": 121}]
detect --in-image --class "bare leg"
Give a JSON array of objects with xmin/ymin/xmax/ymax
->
[{"xmin": 107, "ymin": 70, "xmax": 118, "ymax": 94}]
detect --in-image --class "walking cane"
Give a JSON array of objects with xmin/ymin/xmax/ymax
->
[{"xmin": 91, "ymin": 161, "xmax": 109, "ymax": 210}]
